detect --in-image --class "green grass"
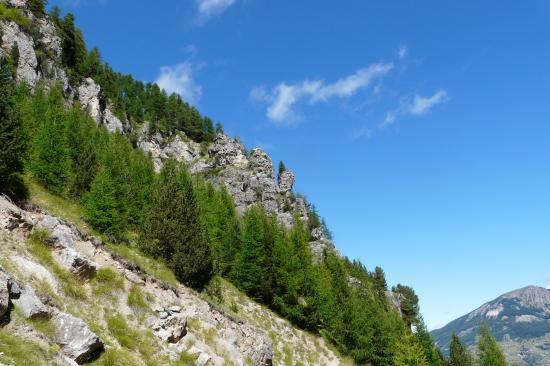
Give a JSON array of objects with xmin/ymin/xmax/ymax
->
[
  {"xmin": 0, "ymin": 327, "xmax": 53, "ymax": 365},
  {"xmin": 28, "ymin": 177, "xmax": 179, "ymax": 288},
  {"xmin": 106, "ymin": 314, "xmax": 140, "ymax": 350},
  {"xmin": 127, "ymin": 284, "xmax": 149, "ymax": 311},
  {"xmin": 107, "ymin": 243, "xmax": 178, "ymax": 288},
  {"xmin": 92, "ymin": 267, "xmax": 124, "ymax": 299},
  {"xmin": 29, "ymin": 316, "xmax": 57, "ymax": 339},
  {"xmin": 172, "ymin": 350, "xmax": 197, "ymax": 366},
  {"xmin": 90, "ymin": 348, "xmax": 140, "ymax": 366},
  {"xmin": 27, "ymin": 178, "xmax": 92, "ymax": 233}
]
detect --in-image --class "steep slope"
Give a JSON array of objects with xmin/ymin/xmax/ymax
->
[
  {"xmin": 0, "ymin": 188, "xmax": 346, "ymax": 365},
  {"xmin": 0, "ymin": 1, "xmax": 425, "ymax": 364},
  {"xmin": 431, "ymin": 286, "xmax": 550, "ymax": 365}
]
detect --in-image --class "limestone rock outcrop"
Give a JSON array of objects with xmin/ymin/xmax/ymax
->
[
  {"xmin": 77, "ymin": 78, "xmax": 124, "ymax": 133},
  {"xmin": 12, "ymin": 285, "xmax": 49, "ymax": 319},
  {"xmin": 52, "ymin": 311, "xmax": 104, "ymax": 364}
]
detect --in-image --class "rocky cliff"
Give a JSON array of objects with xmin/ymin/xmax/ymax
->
[
  {"xmin": 0, "ymin": 0, "xmax": 335, "ymax": 260},
  {"xmin": 0, "ymin": 1, "xmax": 348, "ymax": 364}
]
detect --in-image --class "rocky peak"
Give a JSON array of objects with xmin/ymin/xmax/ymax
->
[
  {"xmin": 208, "ymin": 133, "xmax": 249, "ymax": 168},
  {"xmin": 248, "ymin": 148, "xmax": 274, "ymax": 178},
  {"xmin": 278, "ymin": 170, "xmax": 295, "ymax": 195}
]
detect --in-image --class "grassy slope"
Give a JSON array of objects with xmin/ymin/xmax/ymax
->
[{"xmin": 22, "ymin": 178, "xmax": 350, "ymax": 365}]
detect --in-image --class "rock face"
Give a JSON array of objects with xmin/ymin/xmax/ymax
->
[
  {"xmin": 78, "ymin": 78, "xmax": 102, "ymax": 123},
  {"xmin": 309, "ymin": 227, "xmax": 336, "ymax": 261},
  {"xmin": 52, "ymin": 311, "xmax": 104, "ymax": 364},
  {"xmin": 208, "ymin": 134, "xmax": 248, "ymax": 168},
  {"xmin": 53, "ymin": 248, "xmax": 97, "ymax": 279},
  {"xmin": 149, "ymin": 306, "xmax": 187, "ymax": 343},
  {"xmin": 12, "ymin": 285, "xmax": 49, "ymax": 319},
  {"xmin": 0, "ymin": 21, "xmax": 39, "ymax": 87},
  {"xmin": 278, "ymin": 170, "xmax": 295, "ymax": 196},
  {"xmin": 77, "ymin": 78, "xmax": 123, "ymax": 133},
  {"xmin": 10, "ymin": 255, "xmax": 59, "ymax": 292},
  {"xmin": 138, "ymin": 124, "xmax": 202, "ymax": 173},
  {"xmin": 432, "ymin": 286, "xmax": 550, "ymax": 366},
  {"xmin": 0, "ymin": 270, "xmax": 12, "ymax": 317}
]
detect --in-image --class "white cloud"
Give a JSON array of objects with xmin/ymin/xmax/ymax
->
[
  {"xmin": 251, "ymin": 62, "xmax": 394, "ymax": 124},
  {"xmin": 155, "ymin": 62, "xmax": 202, "ymax": 105},
  {"xmin": 381, "ymin": 90, "xmax": 449, "ymax": 127},
  {"xmin": 409, "ymin": 90, "xmax": 449, "ymax": 115},
  {"xmin": 196, "ymin": 0, "xmax": 237, "ymax": 22},
  {"xmin": 397, "ymin": 45, "xmax": 408, "ymax": 60}
]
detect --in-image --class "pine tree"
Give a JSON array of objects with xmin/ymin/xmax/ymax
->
[
  {"xmin": 277, "ymin": 160, "xmax": 286, "ymax": 182},
  {"xmin": 0, "ymin": 57, "xmax": 26, "ymax": 199},
  {"xmin": 477, "ymin": 324, "xmax": 508, "ymax": 366},
  {"xmin": 28, "ymin": 0, "xmax": 47, "ymax": 18},
  {"xmin": 29, "ymin": 87, "xmax": 71, "ymax": 195},
  {"xmin": 84, "ymin": 168, "xmax": 122, "ymax": 235},
  {"xmin": 230, "ymin": 206, "xmax": 267, "ymax": 299},
  {"xmin": 449, "ymin": 333, "xmax": 473, "ymax": 366},
  {"xmin": 142, "ymin": 160, "xmax": 212, "ymax": 288},
  {"xmin": 10, "ymin": 43, "xmax": 19, "ymax": 79},
  {"xmin": 394, "ymin": 331, "xmax": 429, "ymax": 366},
  {"xmin": 372, "ymin": 266, "xmax": 388, "ymax": 302},
  {"xmin": 392, "ymin": 284, "xmax": 420, "ymax": 327}
]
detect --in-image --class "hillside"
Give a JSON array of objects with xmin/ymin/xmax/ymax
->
[
  {"xmin": 0, "ymin": 0, "xmax": 441, "ymax": 365},
  {"xmin": 431, "ymin": 286, "xmax": 550, "ymax": 365}
]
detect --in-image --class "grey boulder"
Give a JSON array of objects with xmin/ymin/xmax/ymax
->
[
  {"xmin": 52, "ymin": 311, "xmax": 103, "ymax": 364},
  {"xmin": 54, "ymin": 248, "xmax": 97, "ymax": 278},
  {"xmin": 12, "ymin": 285, "xmax": 49, "ymax": 319}
]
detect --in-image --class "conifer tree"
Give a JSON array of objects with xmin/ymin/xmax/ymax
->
[
  {"xmin": 28, "ymin": 0, "xmax": 47, "ymax": 18},
  {"xmin": 372, "ymin": 266, "xmax": 388, "ymax": 302},
  {"xmin": 10, "ymin": 43, "xmax": 19, "ymax": 78},
  {"xmin": 394, "ymin": 331, "xmax": 429, "ymax": 366},
  {"xmin": 0, "ymin": 57, "xmax": 26, "ymax": 199},
  {"xmin": 477, "ymin": 324, "xmax": 508, "ymax": 366},
  {"xmin": 392, "ymin": 284, "xmax": 420, "ymax": 327},
  {"xmin": 277, "ymin": 160, "xmax": 286, "ymax": 182},
  {"xmin": 84, "ymin": 168, "xmax": 121, "ymax": 235},
  {"xmin": 29, "ymin": 88, "xmax": 71, "ymax": 195},
  {"xmin": 449, "ymin": 333, "xmax": 473, "ymax": 366},
  {"xmin": 142, "ymin": 160, "xmax": 212, "ymax": 288},
  {"xmin": 230, "ymin": 206, "xmax": 267, "ymax": 299}
]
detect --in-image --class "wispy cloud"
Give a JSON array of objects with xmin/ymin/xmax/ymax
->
[
  {"xmin": 409, "ymin": 90, "xmax": 449, "ymax": 115},
  {"xmin": 381, "ymin": 90, "xmax": 449, "ymax": 127},
  {"xmin": 352, "ymin": 126, "xmax": 373, "ymax": 140},
  {"xmin": 251, "ymin": 62, "xmax": 394, "ymax": 124},
  {"xmin": 155, "ymin": 61, "xmax": 202, "ymax": 105},
  {"xmin": 196, "ymin": 0, "xmax": 237, "ymax": 22},
  {"xmin": 397, "ymin": 45, "xmax": 408, "ymax": 60}
]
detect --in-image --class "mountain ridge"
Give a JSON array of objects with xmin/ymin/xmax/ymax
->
[{"xmin": 431, "ymin": 285, "xmax": 550, "ymax": 365}]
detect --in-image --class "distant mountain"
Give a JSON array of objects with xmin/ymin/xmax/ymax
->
[{"xmin": 431, "ymin": 286, "xmax": 550, "ymax": 365}]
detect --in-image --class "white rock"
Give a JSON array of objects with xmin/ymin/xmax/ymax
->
[
  {"xmin": 54, "ymin": 248, "xmax": 97, "ymax": 278},
  {"xmin": 10, "ymin": 256, "xmax": 58, "ymax": 292},
  {"xmin": 52, "ymin": 311, "xmax": 104, "ymax": 364},
  {"xmin": 196, "ymin": 352, "xmax": 211, "ymax": 366},
  {"xmin": 12, "ymin": 285, "xmax": 49, "ymax": 319},
  {"xmin": 78, "ymin": 78, "xmax": 102, "ymax": 124},
  {"xmin": 40, "ymin": 215, "xmax": 59, "ymax": 229}
]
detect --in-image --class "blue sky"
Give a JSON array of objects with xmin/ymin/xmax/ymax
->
[{"xmin": 49, "ymin": 0, "xmax": 550, "ymax": 330}]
